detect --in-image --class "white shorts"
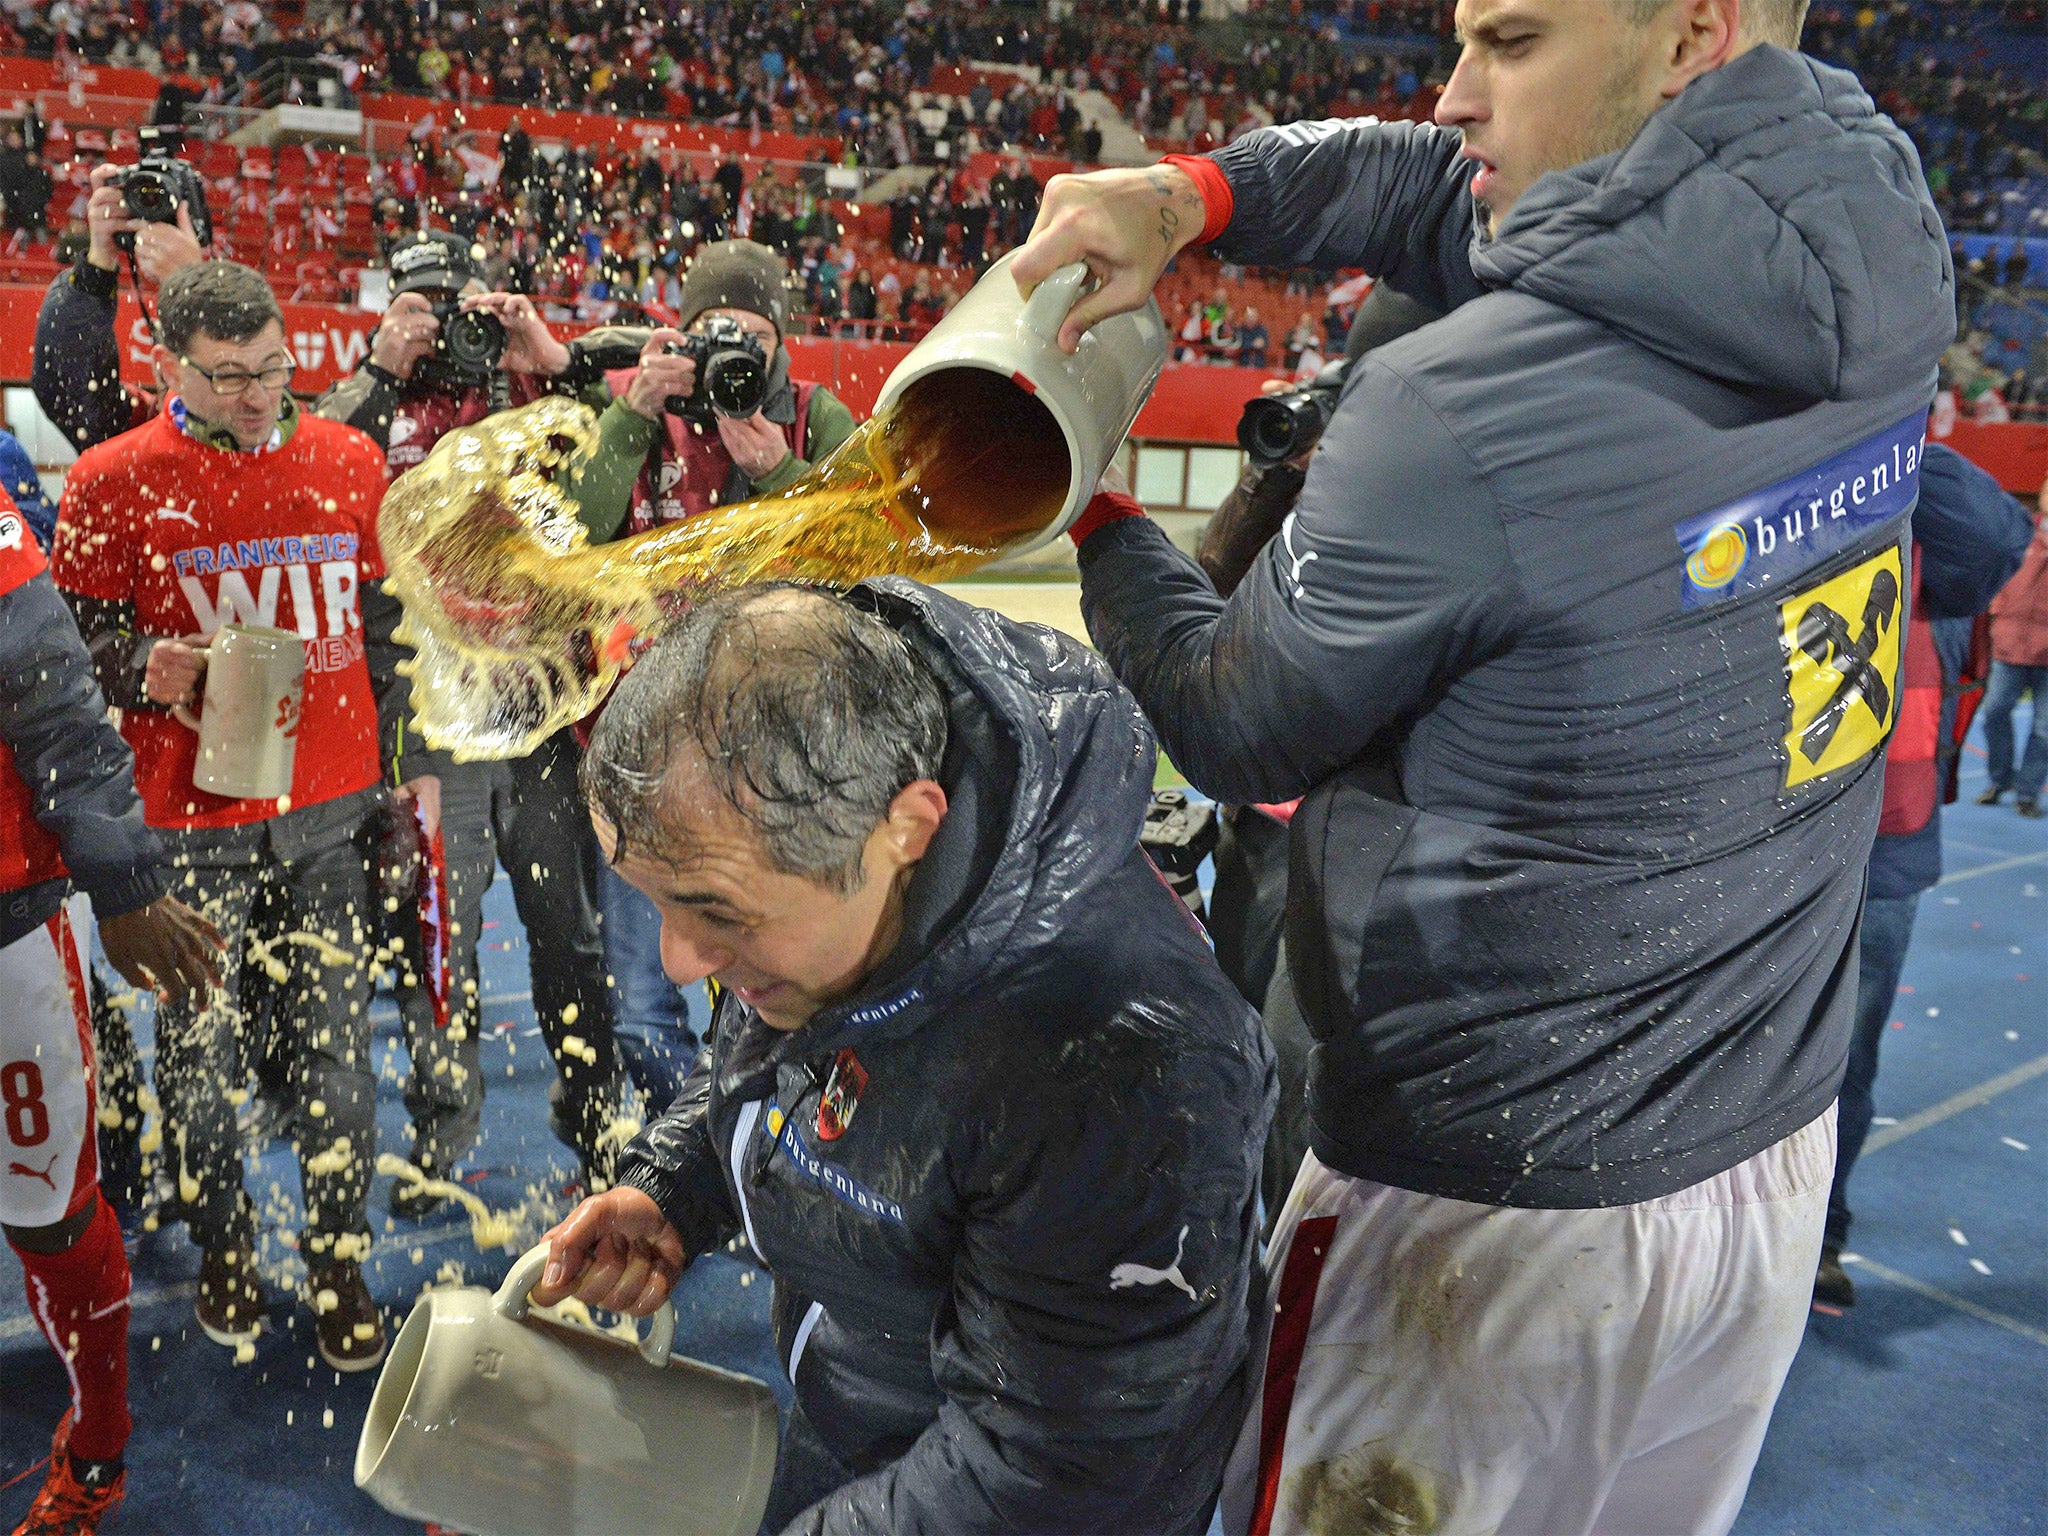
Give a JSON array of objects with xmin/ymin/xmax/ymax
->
[
  {"xmin": 0, "ymin": 895, "xmax": 100, "ymax": 1229},
  {"xmin": 1222, "ymin": 1107, "xmax": 1835, "ymax": 1536}
]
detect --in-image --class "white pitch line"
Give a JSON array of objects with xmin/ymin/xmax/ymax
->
[
  {"xmin": 1864, "ymin": 1051, "xmax": 2048, "ymax": 1155},
  {"xmin": 1841, "ymin": 1254, "xmax": 2048, "ymax": 1349},
  {"xmin": 1937, "ymin": 849, "xmax": 2048, "ymax": 885}
]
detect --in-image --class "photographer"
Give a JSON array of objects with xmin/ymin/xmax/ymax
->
[
  {"xmin": 314, "ymin": 231, "xmax": 641, "ymax": 1204},
  {"xmin": 1017, "ymin": 2, "xmax": 1954, "ymax": 1527},
  {"xmin": 565, "ymin": 239, "xmax": 857, "ymax": 1111},
  {"xmin": 573, "ymin": 239, "xmax": 858, "ymax": 542},
  {"xmin": 32, "ymin": 155, "xmax": 207, "ymax": 453},
  {"xmin": 49, "ymin": 261, "xmax": 417, "ymax": 1375}
]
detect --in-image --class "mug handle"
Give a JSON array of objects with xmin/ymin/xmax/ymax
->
[
  {"xmin": 1018, "ymin": 261, "xmax": 1092, "ymax": 347},
  {"xmin": 494, "ymin": 1243, "xmax": 677, "ymax": 1370}
]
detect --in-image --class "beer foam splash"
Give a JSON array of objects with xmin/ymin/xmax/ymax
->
[
  {"xmin": 380, "ymin": 380, "xmax": 1068, "ymax": 761},
  {"xmin": 376, "ymin": 1152, "xmax": 526, "ymax": 1251}
]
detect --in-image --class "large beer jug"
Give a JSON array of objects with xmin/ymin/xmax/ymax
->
[
  {"xmin": 870, "ymin": 251, "xmax": 1167, "ymax": 548},
  {"xmin": 175, "ymin": 623, "xmax": 305, "ymax": 800},
  {"xmin": 354, "ymin": 1245, "xmax": 778, "ymax": 1536}
]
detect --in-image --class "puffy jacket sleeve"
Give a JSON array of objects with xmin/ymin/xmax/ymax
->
[
  {"xmin": 32, "ymin": 264, "xmax": 136, "ymax": 455},
  {"xmin": 0, "ymin": 569, "xmax": 165, "ymax": 920},
  {"xmin": 1912, "ymin": 444, "xmax": 2033, "ymax": 620},
  {"xmin": 783, "ymin": 991, "xmax": 1272, "ymax": 1536},
  {"xmin": 1078, "ymin": 360, "xmax": 1521, "ymax": 805},
  {"xmin": 1205, "ymin": 118, "xmax": 1486, "ymax": 311},
  {"xmin": 616, "ymin": 1044, "xmax": 740, "ymax": 1257}
]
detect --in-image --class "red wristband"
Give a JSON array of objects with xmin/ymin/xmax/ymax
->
[
  {"xmin": 1068, "ymin": 489, "xmax": 1146, "ymax": 547},
  {"xmin": 1159, "ymin": 153, "xmax": 1234, "ymax": 245}
]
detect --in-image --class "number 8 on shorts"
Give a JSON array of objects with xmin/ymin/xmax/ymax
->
[{"xmin": 0, "ymin": 895, "xmax": 99, "ymax": 1229}]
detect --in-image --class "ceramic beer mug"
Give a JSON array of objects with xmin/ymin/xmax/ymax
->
[
  {"xmin": 873, "ymin": 249, "xmax": 1168, "ymax": 551},
  {"xmin": 174, "ymin": 623, "xmax": 305, "ymax": 800},
  {"xmin": 354, "ymin": 1244, "xmax": 778, "ymax": 1536}
]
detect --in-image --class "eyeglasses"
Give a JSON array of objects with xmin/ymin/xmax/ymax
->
[{"xmin": 179, "ymin": 356, "xmax": 297, "ymax": 396}]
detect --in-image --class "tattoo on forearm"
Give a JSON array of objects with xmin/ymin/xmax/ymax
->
[{"xmin": 1158, "ymin": 205, "xmax": 1181, "ymax": 249}]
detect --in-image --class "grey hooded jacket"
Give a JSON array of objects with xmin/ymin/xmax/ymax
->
[
  {"xmin": 1078, "ymin": 46, "xmax": 1955, "ymax": 1207},
  {"xmin": 617, "ymin": 579, "xmax": 1274, "ymax": 1534}
]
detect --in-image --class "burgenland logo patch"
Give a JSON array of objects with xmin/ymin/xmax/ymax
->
[{"xmin": 1674, "ymin": 412, "xmax": 1926, "ymax": 610}]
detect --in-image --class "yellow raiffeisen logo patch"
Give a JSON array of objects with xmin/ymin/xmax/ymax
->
[{"xmin": 1779, "ymin": 545, "xmax": 1905, "ymax": 787}]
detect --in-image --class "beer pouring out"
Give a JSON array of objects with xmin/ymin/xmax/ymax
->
[{"xmin": 379, "ymin": 259, "xmax": 1166, "ymax": 760}]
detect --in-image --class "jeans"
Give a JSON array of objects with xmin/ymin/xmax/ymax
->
[
  {"xmin": 1982, "ymin": 661, "xmax": 2048, "ymax": 801},
  {"xmin": 597, "ymin": 860, "xmax": 697, "ymax": 1111},
  {"xmin": 1826, "ymin": 892, "xmax": 1921, "ymax": 1249},
  {"xmin": 157, "ymin": 796, "xmax": 381, "ymax": 1257}
]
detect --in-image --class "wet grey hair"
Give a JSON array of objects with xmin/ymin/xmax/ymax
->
[
  {"xmin": 582, "ymin": 584, "xmax": 949, "ymax": 893},
  {"xmin": 157, "ymin": 260, "xmax": 283, "ymax": 355}
]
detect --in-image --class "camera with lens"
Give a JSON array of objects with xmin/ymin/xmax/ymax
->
[
  {"xmin": 663, "ymin": 315, "xmax": 771, "ymax": 423},
  {"xmin": 417, "ymin": 301, "xmax": 507, "ymax": 389},
  {"xmin": 1236, "ymin": 358, "xmax": 1349, "ymax": 468},
  {"xmin": 1140, "ymin": 788, "xmax": 1219, "ymax": 927},
  {"xmin": 110, "ymin": 125, "xmax": 212, "ymax": 253}
]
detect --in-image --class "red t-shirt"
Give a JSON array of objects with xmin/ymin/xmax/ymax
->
[
  {"xmin": 52, "ymin": 410, "xmax": 390, "ymax": 831},
  {"xmin": 0, "ymin": 488, "xmax": 69, "ymax": 894}
]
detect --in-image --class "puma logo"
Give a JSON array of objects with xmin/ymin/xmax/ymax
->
[
  {"xmin": 1278, "ymin": 512, "xmax": 1318, "ymax": 600},
  {"xmin": 1109, "ymin": 1224, "xmax": 1199, "ymax": 1303},
  {"xmin": 154, "ymin": 506, "xmax": 201, "ymax": 529},
  {"xmin": 7, "ymin": 1153, "xmax": 59, "ymax": 1191}
]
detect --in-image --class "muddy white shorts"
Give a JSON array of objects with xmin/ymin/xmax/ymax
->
[
  {"xmin": 0, "ymin": 895, "xmax": 100, "ymax": 1228},
  {"xmin": 1221, "ymin": 1107, "xmax": 1835, "ymax": 1536}
]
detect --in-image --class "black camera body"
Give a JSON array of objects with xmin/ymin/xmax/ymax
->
[
  {"xmin": 1140, "ymin": 788, "xmax": 1219, "ymax": 926},
  {"xmin": 664, "ymin": 315, "xmax": 771, "ymax": 423},
  {"xmin": 417, "ymin": 302, "xmax": 507, "ymax": 389},
  {"xmin": 1237, "ymin": 358, "xmax": 1349, "ymax": 468},
  {"xmin": 112, "ymin": 126, "xmax": 212, "ymax": 253}
]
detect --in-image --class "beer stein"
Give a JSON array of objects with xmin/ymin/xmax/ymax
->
[
  {"xmin": 871, "ymin": 251, "xmax": 1167, "ymax": 548},
  {"xmin": 175, "ymin": 623, "xmax": 305, "ymax": 800},
  {"xmin": 354, "ymin": 1244, "xmax": 778, "ymax": 1536}
]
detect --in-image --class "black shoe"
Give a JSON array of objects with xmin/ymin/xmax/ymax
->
[
  {"xmin": 2018, "ymin": 799, "xmax": 2044, "ymax": 820},
  {"xmin": 307, "ymin": 1258, "xmax": 387, "ymax": 1373},
  {"xmin": 389, "ymin": 1175, "xmax": 449, "ymax": 1220},
  {"xmin": 195, "ymin": 1242, "xmax": 269, "ymax": 1346},
  {"xmin": 1975, "ymin": 785, "xmax": 2008, "ymax": 805},
  {"xmin": 1814, "ymin": 1246, "xmax": 1855, "ymax": 1308}
]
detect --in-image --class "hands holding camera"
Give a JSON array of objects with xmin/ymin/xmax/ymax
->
[
  {"xmin": 622, "ymin": 325, "xmax": 787, "ymax": 480},
  {"xmin": 370, "ymin": 290, "xmax": 569, "ymax": 384},
  {"xmin": 84, "ymin": 162, "xmax": 204, "ymax": 283},
  {"xmin": 622, "ymin": 328, "xmax": 696, "ymax": 420}
]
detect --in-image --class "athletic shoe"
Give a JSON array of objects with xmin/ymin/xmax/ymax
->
[
  {"xmin": 1813, "ymin": 1246, "xmax": 1855, "ymax": 1308},
  {"xmin": 11, "ymin": 1411, "xmax": 126, "ymax": 1536},
  {"xmin": 194, "ymin": 1243, "xmax": 267, "ymax": 1346},
  {"xmin": 389, "ymin": 1150, "xmax": 448, "ymax": 1220},
  {"xmin": 1975, "ymin": 785, "xmax": 2008, "ymax": 805},
  {"xmin": 308, "ymin": 1260, "xmax": 387, "ymax": 1373},
  {"xmin": 2018, "ymin": 799, "xmax": 2044, "ymax": 820}
]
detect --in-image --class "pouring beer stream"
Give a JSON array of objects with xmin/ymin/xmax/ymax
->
[{"xmin": 380, "ymin": 258, "xmax": 1166, "ymax": 760}]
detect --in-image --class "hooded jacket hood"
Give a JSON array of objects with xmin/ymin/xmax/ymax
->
[
  {"xmin": 758, "ymin": 577, "xmax": 1158, "ymax": 1065},
  {"xmin": 1472, "ymin": 44, "xmax": 1953, "ymax": 403}
]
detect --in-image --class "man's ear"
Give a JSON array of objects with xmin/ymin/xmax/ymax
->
[
  {"xmin": 151, "ymin": 343, "xmax": 178, "ymax": 394},
  {"xmin": 880, "ymin": 779, "xmax": 948, "ymax": 869},
  {"xmin": 1659, "ymin": 0, "xmax": 1745, "ymax": 99}
]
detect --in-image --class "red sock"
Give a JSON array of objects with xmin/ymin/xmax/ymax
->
[{"xmin": 10, "ymin": 1195, "xmax": 134, "ymax": 1463}]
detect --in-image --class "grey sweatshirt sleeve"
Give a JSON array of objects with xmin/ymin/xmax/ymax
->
[
  {"xmin": 1079, "ymin": 362, "xmax": 1521, "ymax": 806},
  {"xmin": 0, "ymin": 571, "xmax": 166, "ymax": 920},
  {"xmin": 1206, "ymin": 118, "xmax": 1486, "ymax": 310}
]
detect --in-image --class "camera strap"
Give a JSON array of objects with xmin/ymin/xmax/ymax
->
[{"xmin": 123, "ymin": 245, "xmax": 163, "ymax": 347}]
